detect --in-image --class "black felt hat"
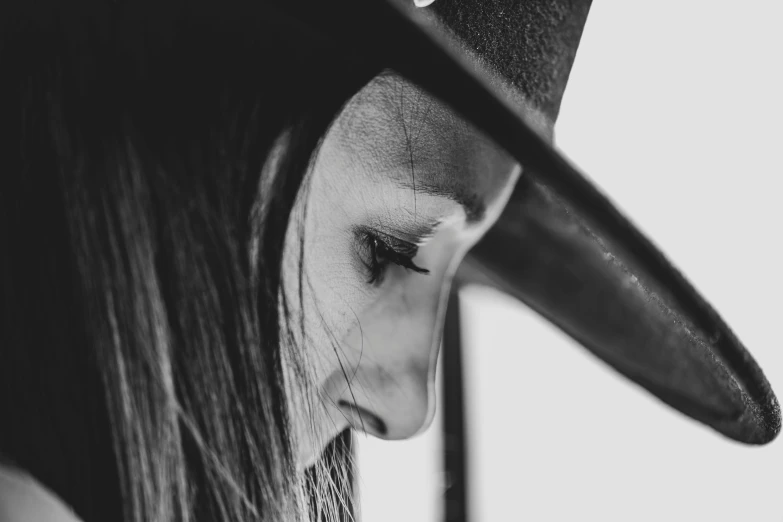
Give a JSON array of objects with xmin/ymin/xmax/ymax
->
[
  {"xmin": 297, "ymin": 0, "xmax": 779, "ymax": 444},
  {"xmin": 425, "ymin": 0, "xmax": 781, "ymax": 444}
]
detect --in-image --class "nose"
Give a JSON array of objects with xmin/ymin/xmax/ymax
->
[
  {"xmin": 331, "ymin": 276, "xmax": 449, "ymax": 441},
  {"xmin": 336, "ymin": 364, "xmax": 434, "ymax": 440}
]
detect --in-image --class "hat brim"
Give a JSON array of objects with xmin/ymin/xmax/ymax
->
[
  {"xmin": 301, "ymin": 0, "xmax": 781, "ymax": 444},
  {"xmin": 461, "ymin": 175, "xmax": 780, "ymax": 444}
]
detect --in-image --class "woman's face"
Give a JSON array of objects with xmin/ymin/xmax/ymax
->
[{"xmin": 283, "ymin": 73, "xmax": 520, "ymax": 470}]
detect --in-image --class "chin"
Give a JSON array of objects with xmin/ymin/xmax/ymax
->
[
  {"xmin": 296, "ymin": 432, "xmax": 337, "ymax": 472},
  {"xmin": 297, "ymin": 447, "xmax": 319, "ymax": 472}
]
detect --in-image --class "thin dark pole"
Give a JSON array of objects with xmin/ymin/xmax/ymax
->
[{"xmin": 442, "ymin": 287, "xmax": 468, "ymax": 522}]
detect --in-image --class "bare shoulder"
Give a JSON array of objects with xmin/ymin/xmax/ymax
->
[{"xmin": 0, "ymin": 464, "xmax": 83, "ymax": 522}]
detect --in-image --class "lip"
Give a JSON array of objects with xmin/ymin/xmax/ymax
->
[
  {"xmin": 297, "ymin": 400, "xmax": 389, "ymax": 471},
  {"xmin": 338, "ymin": 400, "xmax": 388, "ymax": 436},
  {"xmin": 298, "ymin": 401, "xmax": 372, "ymax": 471}
]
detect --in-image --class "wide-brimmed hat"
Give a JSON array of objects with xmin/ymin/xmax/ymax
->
[{"xmin": 308, "ymin": 0, "xmax": 780, "ymax": 445}]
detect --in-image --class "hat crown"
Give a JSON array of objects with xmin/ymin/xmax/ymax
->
[{"xmin": 432, "ymin": 0, "xmax": 592, "ymax": 121}]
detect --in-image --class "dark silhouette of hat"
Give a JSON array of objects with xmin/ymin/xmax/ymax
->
[{"xmin": 422, "ymin": 0, "xmax": 780, "ymax": 445}]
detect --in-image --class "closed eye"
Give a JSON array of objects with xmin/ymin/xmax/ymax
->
[{"xmin": 357, "ymin": 229, "xmax": 430, "ymax": 286}]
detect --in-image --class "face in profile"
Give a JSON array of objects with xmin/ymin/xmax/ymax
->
[{"xmin": 283, "ymin": 72, "xmax": 520, "ymax": 470}]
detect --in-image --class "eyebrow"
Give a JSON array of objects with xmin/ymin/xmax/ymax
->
[{"xmin": 394, "ymin": 177, "xmax": 486, "ymax": 224}]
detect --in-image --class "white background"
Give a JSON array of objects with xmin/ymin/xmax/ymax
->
[{"xmin": 357, "ymin": 1, "xmax": 783, "ymax": 520}]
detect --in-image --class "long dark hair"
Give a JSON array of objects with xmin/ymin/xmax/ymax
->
[{"xmin": 0, "ymin": 1, "xmax": 377, "ymax": 520}]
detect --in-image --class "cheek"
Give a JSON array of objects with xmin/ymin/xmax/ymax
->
[{"xmin": 283, "ymin": 195, "xmax": 374, "ymax": 379}]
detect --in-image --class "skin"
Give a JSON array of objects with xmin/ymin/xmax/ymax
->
[{"xmin": 283, "ymin": 72, "xmax": 521, "ymax": 470}]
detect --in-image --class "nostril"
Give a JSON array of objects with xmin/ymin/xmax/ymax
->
[{"xmin": 338, "ymin": 400, "xmax": 388, "ymax": 437}]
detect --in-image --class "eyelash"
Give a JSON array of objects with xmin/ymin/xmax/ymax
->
[{"xmin": 360, "ymin": 231, "xmax": 430, "ymax": 286}]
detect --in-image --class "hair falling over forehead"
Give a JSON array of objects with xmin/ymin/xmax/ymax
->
[{"xmin": 0, "ymin": 1, "xmax": 379, "ymax": 521}]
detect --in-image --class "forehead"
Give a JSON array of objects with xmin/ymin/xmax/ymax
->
[{"xmin": 330, "ymin": 72, "xmax": 518, "ymax": 220}]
